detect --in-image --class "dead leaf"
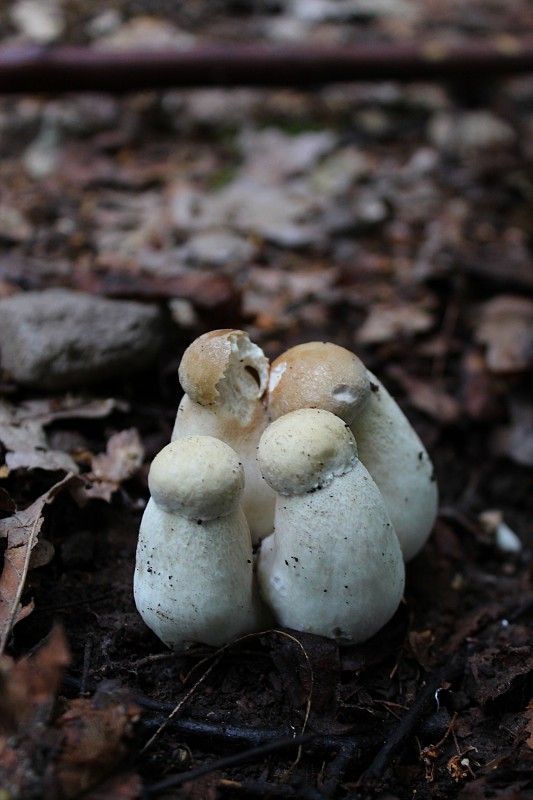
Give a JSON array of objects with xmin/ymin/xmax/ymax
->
[
  {"xmin": 14, "ymin": 397, "xmax": 129, "ymax": 425},
  {"xmin": 357, "ymin": 302, "xmax": 435, "ymax": 345},
  {"xmin": 475, "ymin": 295, "xmax": 533, "ymax": 373},
  {"xmin": 76, "ymin": 429, "xmax": 145, "ymax": 503},
  {"xmin": 0, "ymin": 627, "xmax": 70, "ymax": 797},
  {"xmin": 0, "ymin": 473, "xmax": 80, "ymax": 654},
  {"xmin": 0, "ymin": 487, "xmax": 15, "ymax": 516},
  {"xmin": 387, "ymin": 366, "xmax": 461, "ymax": 424},
  {"xmin": 55, "ymin": 685, "xmax": 140, "ymax": 799},
  {"xmin": 0, "ymin": 397, "xmax": 124, "ymax": 477},
  {"xmin": 0, "ymin": 398, "xmax": 79, "ymax": 474},
  {"xmin": 467, "ymin": 624, "xmax": 533, "ymax": 705},
  {"xmin": 0, "ymin": 626, "xmax": 70, "ymax": 734},
  {"xmin": 92, "ymin": 429, "xmax": 144, "ymax": 483},
  {"xmin": 72, "ymin": 264, "xmax": 238, "ymax": 311}
]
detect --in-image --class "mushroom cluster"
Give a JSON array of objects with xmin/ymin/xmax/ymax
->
[{"xmin": 134, "ymin": 330, "xmax": 438, "ymax": 649}]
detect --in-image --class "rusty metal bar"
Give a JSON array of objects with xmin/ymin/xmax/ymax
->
[{"xmin": 0, "ymin": 37, "xmax": 532, "ymax": 94}]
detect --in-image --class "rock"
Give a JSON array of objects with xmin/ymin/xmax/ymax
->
[{"xmin": 0, "ymin": 289, "xmax": 165, "ymax": 389}]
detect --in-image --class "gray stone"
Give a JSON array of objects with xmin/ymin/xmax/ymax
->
[{"xmin": 0, "ymin": 289, "xmax": 164, "ymax": 389}]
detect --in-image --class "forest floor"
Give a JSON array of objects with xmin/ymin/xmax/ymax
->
[{"xmin": 1, "ymin": 1, "xmax": 533, "ymax": 798}]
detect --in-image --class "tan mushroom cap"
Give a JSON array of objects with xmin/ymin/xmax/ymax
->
[
  {"xmin": 268, "ymin": 342, "xmax": 370, "ymax": 426},
  {"xmin": 148, "ymin": 436, "xmax": 245, "ymax": 519},
  {"xmin": 179, "ymin": 329, "xmax": 269, "ymax": 408},
  {"xmin": 258, "ymin": 408, "xmax": 358, "ymax": 495}
]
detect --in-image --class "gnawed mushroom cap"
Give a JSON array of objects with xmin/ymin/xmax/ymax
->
[
  {"xmin": 179, "ymin": 329, "xmax": 269, "ymax": 418},
  {"xmin": 149, "ymin": 436, "xmax": 244, "ymax": 520},
  {"xmin": 258, "ymin": 408, "xmax": 358, "ymax": 495},
  {"xmin": 268, "ymin": 342, "xmax": 370, "ymax": 426}
]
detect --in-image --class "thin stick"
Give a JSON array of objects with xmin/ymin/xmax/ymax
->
[
  {"xmin": 139, "ymin": 654, "xmax": 222, "ymax": 755},
  {"xmin": 357, "ymin": 653, "xmax": 466, "ymax": 792},
  {"xmin": 1, "ymin": 37, "xmax": 533, "ymax": 94},
  {"xmin": 143, "ymin": 733, "xmax": 314, "ymax": 797}
]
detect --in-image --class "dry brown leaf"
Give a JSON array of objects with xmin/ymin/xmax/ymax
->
[
  {"xmin": 0, "ymin": 473, "xmax": 80, "ymax": 654},
  {"xmin": 0, "ymin": 626, "xmax": 70, "ymax": 735},
  {"xmin": 388, "ymin": 366, "xmax": 461, "ymax": 424},
  {"xmin": 55, "ymin": 688, "xmax": 140, "ymax": 799},
  {"xmin": 0, "ymin": 629, "xmax": 70, "ymax": 798}
]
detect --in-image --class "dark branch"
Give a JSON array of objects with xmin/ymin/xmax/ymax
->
[{"xmin": 1, "ymin": 38, "xmax": 533, "ymax": 94}]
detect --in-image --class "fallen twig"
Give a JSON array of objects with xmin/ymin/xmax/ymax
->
[
  {"xmin": 1, "ymin": 37, "xmax": 533, "ymax": 94},
  {"xmin": 356, "ymin": 652, "xmax": 466, "ymax": 795},
  {"xmin": 142, "ymin": 733, "xmax": 314, "ymax": 797}
]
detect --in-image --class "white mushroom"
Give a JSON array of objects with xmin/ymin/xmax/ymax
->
[
  {"xmin": 171, "ymin": 329, "xmax": 275, "ymax": 542},
  {"xmin": 256, "ymin": 408, "xmax": 405, "ymax": 645},
  {"xmin": 267, "ymin": 342, "xmax": 437, "ymax": 561},
  {"xmin": 350, "ymin": 371, "xmax": 438, "ymax": 561},
  {"xmin": 134, "ymin": 436, "xmax": 268, "ymax": 649}
]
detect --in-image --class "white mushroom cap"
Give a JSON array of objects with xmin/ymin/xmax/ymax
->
[
  {"xmin": 268, "ymin": 342, "xmax": 370, "ymax": 426},
  {"xmin": 179, "ymin": 329, "xmax": 269, "ymax": 419},
  {"xmin": 258, "ymin": 408, "xmax": 357, "ymax": 495},
  {"xmin": 149, "ymin": 436, "xmax": 244, "ymax": 520}
]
